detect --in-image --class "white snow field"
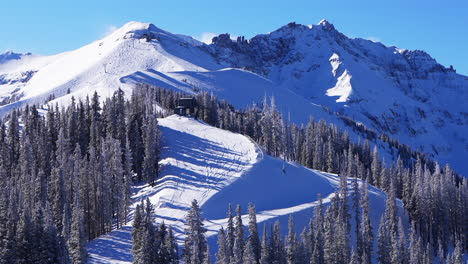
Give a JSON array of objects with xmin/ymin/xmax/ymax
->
[
  {"xmin": 1, "ymin": 20, "xmax": 466, "ymax": 177},
  {"xmin": 87, "ymin": 115, "xmax": 402, "ymax": 263}
]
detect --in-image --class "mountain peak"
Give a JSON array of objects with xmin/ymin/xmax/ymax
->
[
  {"xmin": 104, "ymin": 21, "xmax": 165, "ymax": 41},
  {"xmin": 318, "ymin": 19, "xmax": 335, "ymax": 31},
  {"xmin": 0, "ymin": 50, "xmax": 32, "ymax": 64}
]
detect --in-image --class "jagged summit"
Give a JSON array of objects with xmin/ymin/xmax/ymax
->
[
  {"xmin": 103, "ymin": 21, "xmax": 163, "ymax": 41},
  {"xmin": 318, "ymin": 18, "xmax": 335, "ymax": 30}
]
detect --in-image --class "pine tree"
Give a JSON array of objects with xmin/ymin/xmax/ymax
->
[
  {"xmin": 132, "ymin": 200, "xmax": 155, "ymax": 264},
  {"xmin": 452, "ymin": 240, "xmax": 464, "ymax": 264},
  {"xmin": 183, "ymin": 200, "xmax": 207, "ymax": 264},
  {"xmin": 378, "ymin": 215, "xmax": 391, "ymax": 264},
  {"xmin": 226, "ymin": 204, "xmax": 235, "ymax": 258},
  {"xmin": 360, "ymin": 181, "xmax": 373, "ymax": 264},
  {"xmin": 68, "ymin": 194, "xmax": 87, "ymax": 264},
  {"xmin": 243, "ymin": 239, "xmax": 257, "ymax": 264},
  {"xmin": 270, "ymin": 220, "xmax": 285, "ymax": 264},
  {"xmin": 165, "ymin": 226, "xmax": 179, "ymax": 264},
  {"xmin": 15, "ymin": 210, "xmax": 35, "ymax": 264},
  {"xmin": 349, "ymin": 249, "xmax": 359, "ymax": 264},
  {"xmin": 142, "ymin": 113, "xmax": 160, "ymax": 185},
  {"xmin": 234, "ymin": 204, "xmax": 245, "ymax": 260},
  {"xmin": 352, "ymin": 177, "xmax": 361, "ymax": 262},
  {"xmin": 231, "ymin": 238, "xmax": 243, "ymax": 264},
  {"xmin": 286, "ymin": 215, "xmax": 297, "ymax": 264},
  {"xmin": 260, "ymin": 224, "xmax": 270, "ymax": 264},
  {"xmin": 323, "ymin": 205, "xmax": 337, "ymax": 264},
  {"xmin": 203, "ymin": 244, "xmax": 211, "ymax": 264},
  {"xmin": 247, "ymin": 203, "xmax": 261, "ymax": 263},
  {"xmin": 371, "ymin": 146, "xmax": 380, "ymax": 186},
  {"xmin": 409, "ymin": 225, "xmax": 423, "ymax": 264},
  {"xmin": 216, "ymin": 228, "xmax": 230, "ymax": 264},
  {"xmin": 311, "ymin": 194, "xmax": 325, "ymax": 264}
]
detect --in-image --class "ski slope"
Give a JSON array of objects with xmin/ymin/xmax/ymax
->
[{"xmin": 87, "ymin": 115, "xmax": 401, "ymax": 263}]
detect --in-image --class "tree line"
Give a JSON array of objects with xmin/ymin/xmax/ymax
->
[
  {"xmin": 0, "ymin": 84, "xmax": 465, "ymax": 263},
  {"xmin": 143, "ymin": 175, "xmax": 465, "ymax": 264},
  {"xmin": 143, "ymin": 84, "xmax": 467, "ymax": 260},
  {"xmin": 0, "ymin": 88, "xmax": 161, "ymax": 263}
]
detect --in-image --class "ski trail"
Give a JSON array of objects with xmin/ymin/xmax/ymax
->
[
  {"xmin": 87, "ymin": 115, "xmax": 399, "ymax": 264},
  {"xmin": 87, "ymin": 115, "xmax": 258, "ymax": 263}
]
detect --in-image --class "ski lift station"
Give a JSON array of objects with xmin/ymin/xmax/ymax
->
[{"xmin": 175, "ymin": 97, "xmax": 197, "ymax": 116}]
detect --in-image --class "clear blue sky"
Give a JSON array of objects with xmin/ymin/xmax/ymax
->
[{"xmin": 2, "ymin": 0, "xmax": 467, "ymax": 75}]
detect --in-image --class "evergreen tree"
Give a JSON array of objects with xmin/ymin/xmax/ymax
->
[
  {"xmin": 360, "ymin": 181, "xmax": 373, "ymax": 264},
  {"xmin": 286, "ymin": 215, "xmax": 297, "ymax": 264},
  {"xmin": 243, "ymin": 240, "xmax": 257, "ymax": 264},
  {"xmin": 142, "ymin": 114, "xmax": 160, "ymax": 185},
  {"xmin": 311, "ymin": 195, "xmax": 325, "ymax": 264},
  {"xmin": 247, "ymin": 203, "xmax": 261, "ymax": 263},
  {"xmin": 349, "ymin": 250, "xmax": 359, "ymax": 264},
  {"xmin": 183, "ymin": 200, "xmax": 207, "ymax": 264},
  {"xmin": 164, "ymin": 226, "xmax": 179, "ymax": 264},
  {"xmin": 234, "ymin": 204, "xmax": 245, "ymax": 260},
  {"xmin": 452, "ymin": 240, "xmax": 464, "ymax": 264},
  {"xmin": 215, "ymin": 228, "xmax": 229, "ymax": 264},
  {"xmin": 378, "ymin": 215, "xmax": 391, "ymax": 264},
  {"xmin": 226, "ymin": 204, "xmax": 235, "ymax": 258},
  {"xmin": 260, "ymin": 224, "xmax": 270, "ymax": 264},
  {"xmin": 231, "ymin": 238, "xmax": 243, "ymax": 264},
  {"xmin": 68, "ymin": 195, "xmax": 87, "ymax": 264},
  {"xmin": 352, "ymin": 177, "xmax": 361, "ymax": 262},
  {"xmin": 270, "ymin": 220, "xmax": 285, "ymax": 264}
]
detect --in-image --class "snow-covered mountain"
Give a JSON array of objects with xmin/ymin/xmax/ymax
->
[
  {"xmin": 0, "ymin": 51, "xmax": 32, "ymax": 64},
  {"xmin": 87, "ymin": 115, "xmax": 400, "ymax": 263},
  {"xmin": 0, "ymin": 20, "xmax": 466, "ymax": 176}
]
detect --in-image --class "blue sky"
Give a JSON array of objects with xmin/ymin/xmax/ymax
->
[{"xmin": 2, "ymin": 0, "xmax": 467, "ymax": 74}]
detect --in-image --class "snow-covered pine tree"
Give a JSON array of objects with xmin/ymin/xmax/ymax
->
[
  {"xmin": 234, "ymin": 204, "xmax": 245, "ymax": 259},
  {"xmin": 370, "ymin": 146, "xmax": 380, "ymax": 186},
  {"xmin": 286, "ymin": 215, "xmax": 297, "ymax": 264},
  {"xmin": 183, "ymin": 200, "xmax": 207, "ymax": 264},
  {"xmin": 360, "ymin": 181, "xmax": 373, "ymax": 264},
  {"xmin": 231, "ymin": 238, "xmax": 243, "ymax": 264},
  {"xmin": 259, "ymin": 224, "xmax": 270, "ymax": 264},
  {"xmin": 270, "ymin": 220, "xmax": 285, "ymax": 264},
  {"xmin": 203, "ymin": 244, "xmax": 210, "ymax": 264},
  {"xmin": 142, "ymin": 113, "xmax": 160, "ymax": 185},
  {"xmin": 349, "ymin": 249, "xmax": 359, "ymax": 264},
  {"xmin": 323, "ymin": 203, "xmax": 337, "ymax": 264},
  {"xmin": 247, "ymin": 203, "xmax": 261, "ymax": 263},
  {"xmin": 216, "ymin": 228, "xmax": 229, "ymax": 264},
  {"xmin": 226, "ymin": 204, "xmax": 235, "ymax": 258},
  {"xmin": 352, "ymin": 177, "xmax": 361, "ymax": 263},
  {"xmin": 452, "ymin": 240, "xmax": 464, "ymax": 264},
  {"xmin": 165, "ymin": 226, "xmax": 179, "ymax": 264},
  {"xmin": 68, "ymin": 194, "xmax": 87, "ymax": 264},
  {"xmin": 378, "ymin": 215, "xmax": 391, "ymax": 264},
  {"xmin": 311, "ymin": 194, "xmax": 325, "ymax": 264},
  {"xmin": 243, "ymin": 240, "xmax": 257, "ymax": 264}
]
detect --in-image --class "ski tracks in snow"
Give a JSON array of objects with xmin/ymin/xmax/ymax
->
[{"xmin": 87, "ymin": 115, "xmax": 258, "ymax": 263}]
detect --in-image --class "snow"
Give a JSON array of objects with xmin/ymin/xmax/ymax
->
[
  {"xmin": 0, "ymin": 21, "xmax": 221, "ymax": 113},
  {"xmin": 326, "ymin": 69, "xmax": 353, "ymax": 102},
  {"xmin": 87, "ymin": 115, "xmax": 403, "ymax": 263},
  {"xmin": 0, "ymin": 51, "xmax": 32, "ymax": 64},
  {"xmin": 1, "ymin": 19, "xmax": 466, "ymax": 177}
]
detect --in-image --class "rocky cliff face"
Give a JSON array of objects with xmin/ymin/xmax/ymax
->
[{"xmin": 204, "ymin": 20, "xmax": 467, "ymax": 174}]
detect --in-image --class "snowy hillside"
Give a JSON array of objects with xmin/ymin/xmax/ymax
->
[
  {"xmin": 87, "ymin": 115, "xmax": 401, "ymax": 263},
  {"xmin": 0, "ymin": 20, "xmax": 466, "ymax": 176}
]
